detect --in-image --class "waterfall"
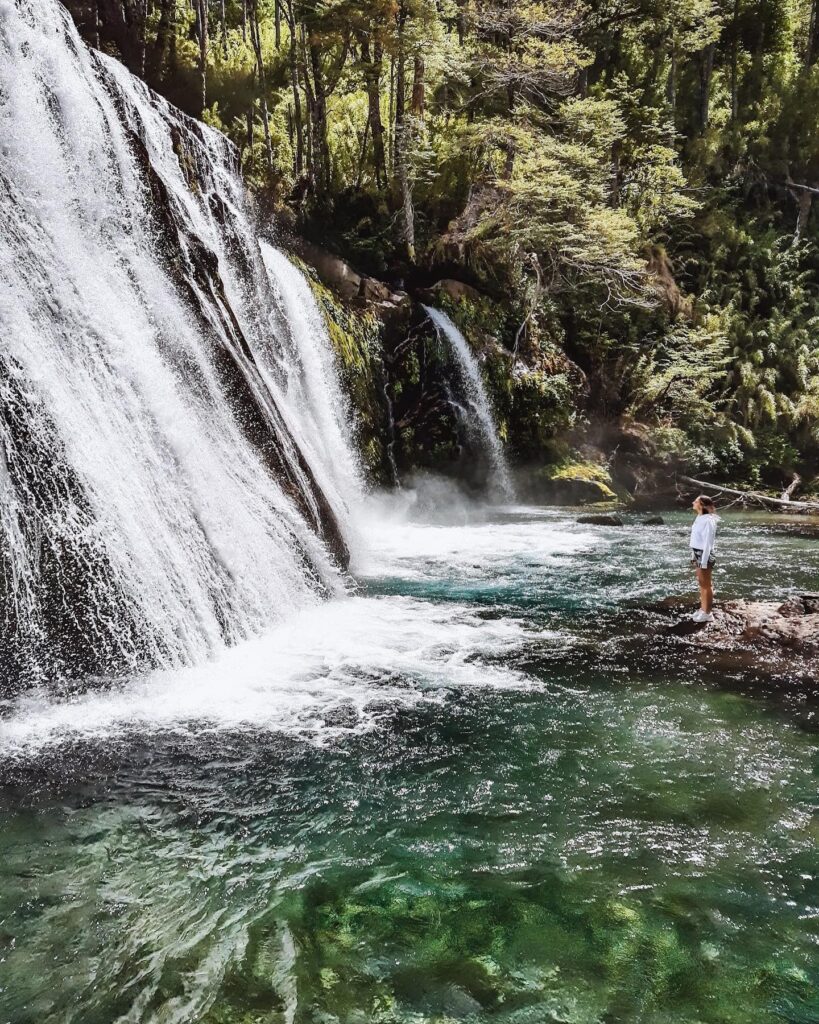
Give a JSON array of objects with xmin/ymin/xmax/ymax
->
[
  {"xmin": 258, "ymin": 242, "xmax": 365, "ymax": 524},
  {"xmin": 0, "ymin": 0, "xmax": 363, "ymax": 686},
  {"xmin": 423, "ymin": 307, "xmax": 514, "ymax": 499}
]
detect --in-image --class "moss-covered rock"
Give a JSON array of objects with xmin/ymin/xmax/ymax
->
[
  {"xmin": 529, "ymin": 459, "xmax": 620, "ymax": 506},
  {"xmin": 296, "ymin": 260, "xmax": 393, "ymax": 484}
]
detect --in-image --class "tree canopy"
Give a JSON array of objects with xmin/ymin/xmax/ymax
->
[{"xmin": 68, "ymin": 0, "xmax": 819, "ymax": 483}]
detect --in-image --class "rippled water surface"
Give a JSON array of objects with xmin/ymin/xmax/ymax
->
[{"xmin": 1, "ymin": 499, "xmax": 818, "ymax": 1023}]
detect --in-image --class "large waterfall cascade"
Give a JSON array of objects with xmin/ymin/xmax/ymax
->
[
  {"xmin": 423, "ymin": 306, "xmax": 515, "ymax": 499},
  {"xmin": 0, "ymin": 0, "xmax": 363, "ymax": 685}
]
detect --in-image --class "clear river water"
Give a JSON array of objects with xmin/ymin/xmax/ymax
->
[{"xmin": 1, "ymin": 495, "xmax": 818, "ymax": 1024}]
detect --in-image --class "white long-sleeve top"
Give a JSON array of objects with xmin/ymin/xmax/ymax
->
[{"xmin": 690, "ymin": 513, "xmax": 719, "ymax": 568}]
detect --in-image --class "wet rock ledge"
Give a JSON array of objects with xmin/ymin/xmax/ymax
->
[{"xmin": 653, "ymin": 594, "xmax": 819, "ymax": 660}]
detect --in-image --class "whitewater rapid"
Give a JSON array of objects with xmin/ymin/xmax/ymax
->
[{"xmin": 0, "ymin": 501, "xmax": 601, "ymax": 755}]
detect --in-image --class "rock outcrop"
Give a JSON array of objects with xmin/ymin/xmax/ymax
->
[
  {"xmin": 653, "ymin": 595, "xmax": 819, "ymax": 676},
  {"xmin": 686, "ymin": 596, "xmax": 819, "ymax": 654},
  {"xmin": 530, "ymin": 460, "xmax": 620, "ymax": 505}
]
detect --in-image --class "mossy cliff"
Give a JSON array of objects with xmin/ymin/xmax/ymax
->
[
  {"xmin": 300, "ymin": 247, "xmax": 597, "ymax": 492},
  {"xmin": 300, "ymin": 247, "xmax": 666, "ymax": 500},
  {"xmin": 292, "ymin": 261, "xmax": 390, "ymax": 483}
]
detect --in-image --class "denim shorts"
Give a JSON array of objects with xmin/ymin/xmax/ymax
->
[{"xmin": 691, "ymin": 548, "xmax": 716, "ymax": 568}]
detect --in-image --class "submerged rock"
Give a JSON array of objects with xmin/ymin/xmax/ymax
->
[
  {"xmin": 577, "ymin": 513, "xmax": 624, "ymax": 526},
  {"xmin": 643, "ymin": 515, "xmax": 665, "ymax": 525}
]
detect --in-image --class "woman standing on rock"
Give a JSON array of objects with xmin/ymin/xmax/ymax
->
[{"xmin": 690, "ymin": 495, "xmax": 719, "ymax": 622}]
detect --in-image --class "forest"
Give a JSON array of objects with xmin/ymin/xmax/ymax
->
[{"xmin": 67, "ymin": 0, "xmax": 819, "ymax": 490}]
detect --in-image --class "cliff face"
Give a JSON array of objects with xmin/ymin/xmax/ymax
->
[
  {"xmin": 297, "ymin": 244, "xmax": 689, "ymax": 507},
  {"xmin": 298, "ymin": 245, "xmax": 586, "ymax": 492}
]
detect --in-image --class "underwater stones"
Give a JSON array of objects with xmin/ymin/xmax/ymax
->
[{"xmin": 577, "ymin": 513, "xmax": 624, "ymax": 526}]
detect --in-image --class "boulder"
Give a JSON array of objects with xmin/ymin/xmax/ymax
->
[
  {"xmin": 693, "ymin": 599, "xmax": 819, "ymax": 654},
  {"xmin": 642, "ymin": 515, "xmax": 665, "ymax": 525},
  {"xmin": 294, "ymin": 240, "xmax": 363, "ymax": 301},
  {"xmin": 359, "ymin": 276, "xmax": 391, "ymax": 302},
  {"xmin": 426, "ymin": 278, "xmax": 483, "ymax": 304},
  {"xmin": 531, "ymin": 460, "xmax": 619, "ymax": 506},
  {"xmin": 777, "ymin": 593, "xmax": 819, "ymax": 616},
  {"xmin": 577, "ymin": 513, "xmax": 624, "ymax": 526},
  {"xmin": 657, "ymin": 597, "xmax": 819, "ymax": 659}
]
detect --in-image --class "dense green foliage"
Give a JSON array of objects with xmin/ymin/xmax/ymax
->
[{"xmin": 71, "ymin": 0, "xmax": 819, "ymax": 483}]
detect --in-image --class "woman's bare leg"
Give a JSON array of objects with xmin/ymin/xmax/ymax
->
[{"xmin": 696, "ymin": 567, "xmax": 714, "ymax": 612}]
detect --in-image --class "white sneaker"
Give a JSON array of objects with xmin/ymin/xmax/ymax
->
[{"xmin": 691, "ymin": 610, "xmax": 714, "ymax": 623}]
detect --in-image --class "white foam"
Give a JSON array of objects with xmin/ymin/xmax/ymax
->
[
  {"xmin": 353, "ymin": 489, "xmax": 599, "ymax": 580},
  {"xmin": 0, "ymin": 594, "xmax": 540, "ymax": 754}
]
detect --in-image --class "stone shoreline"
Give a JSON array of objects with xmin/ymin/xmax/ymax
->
[{"xmin": 647, "ymin": 594, "xmax": 819, "ymax": 676}]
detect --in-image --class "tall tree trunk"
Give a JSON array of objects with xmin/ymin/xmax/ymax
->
[
  {"xmin": 249, "ymin": 0, "xmax": 274, "ymax": 173},
  {"xmin": 308, "ymin": 35, "xmax": 332, "ymax": 192},
  {"xmin": 220, "ymin": 0, "xmax": 228, "ymax": 58},
  {"xmin": 666, "ymin": 43, "xmax": 677, "ymax": 112},
  {"xmin": 299, "ymin": 24, "xmax": 317, "ymax": 182},
  {"xmin": 132, "ymin": 0, "xmax": 147, "ymax": 77},
  {"xmin": 167, "ymin": 0, "xmax": 177, "ymax": 78},
  {"xmin": 286, "ymin": 4, "xmax": 304, "ymax": 174},
  {"xmin": 730, "ymin": 0, "xmax": 739, "ymax": 123},
  {"xmin": 359, "ymin": 32, "xmax": 386, "ymax": 187},
  {"xmin": 149, "ymin": 0, "xmax": 173, "ymax": 83},
  {"xmin": 394, "ymin": 31, "xmax": 405, "ymax": 138},
  {"xmin": 355, "ymin": 118, "xmax": 370, "ymax": 189},
  {"xmin": 699, "ymin": 42, "xmax": 715, "ymax": 131},
  {"xmin": 808, "ymin": 0, "xmax": 819, "ymax": 65},
  {"xmin": 275, "ymin": 0, "xmax": 281, "ymax": 48},
  {"xmin": 794, "ymin": 187, "xmax": 813, "ymax": 239},
  {"xmin": 194, "ymin": 0, "xmax": 208, "ymax": 112},
  {"xmin": 394, "ymin": 4, "xmax": 415, "ymax": 262},
  {"xmin": 411, "ymin": 54, "xmax": 425, "ymax": 117},
  {"xmin": 397, "ymin": 145, "xmax": 416, "ymax": 263},
  {"xmin": 388, "ymin": 55, "xmax": 396, "ymax": 171}
]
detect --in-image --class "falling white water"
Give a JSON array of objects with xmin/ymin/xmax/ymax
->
[
  {"xmin": 0, "ymin": 0, "xmax": 362, "ymax": 682},
  {"xmin": 258, "ymin": 242, "xmax": 365, "ymax": 531},
  {"xmin": 423, "ymin": 306, "xmax": 514, "ymax": 499},
  {"xmin": 0, "ymin": 499, "xmax": 603, "ymax": 755}
]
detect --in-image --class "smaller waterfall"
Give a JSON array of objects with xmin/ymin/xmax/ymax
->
[{"xmin": 423, "ymin": 307, "xmax": 514, "ymax": 499}]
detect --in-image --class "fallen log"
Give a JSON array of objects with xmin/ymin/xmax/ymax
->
[
  {"xmin": 781, "ymin": 473, "xmax": 801, "ymax": 501},
  {"xmin": 678, "ymin": 475, "xmax": 819, "ymax": 514}
]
